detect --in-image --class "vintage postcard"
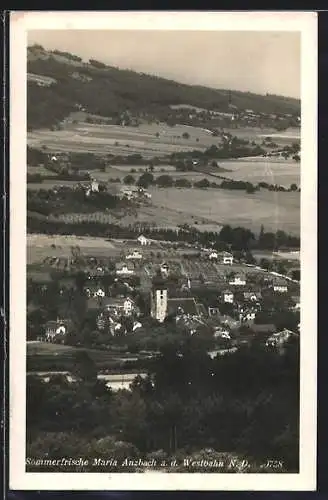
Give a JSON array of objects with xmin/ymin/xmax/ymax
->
[{"xmin": 9, "ymin": 11, "xmax": 317, "ymax": 491}]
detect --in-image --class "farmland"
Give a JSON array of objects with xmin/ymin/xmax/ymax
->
[
  {"xmin": 27, "ymin": 121, "xmax": 224, "ymax": 158},
  {"xmin": 105, "ymin": 159, "xmax": 300, "ymax": 187},
  {"xmin": 27, "ymin": 165, "xmax": 58, "ymax": 177},
  {"xmin": 27, "ymin": 181, "xmax": 300, "ymax": 236},
  {"xmin": 232, "ymin": 126, "xmax": 300, "ymax": 145},
  {"xmin": 218, "ymin": 158, "xmax": 300, "ymax": 187},
  {"xmin": 148, "ymin": 187, "xmax": 300, "ymax": 236},
  {"xmin": 27, "ymin": 234, "xmax": 120, "ymax": 264},
  {"xmin": 26, "ymin": 101, "xmax": 301, "ymax": 238},
  {"xmin": 27, "ymin": 120, "xmax": 300, "ymax": 160},
  {"xmin": 27, "ymin": 159, "xmax": 300, "ymax": 192}
]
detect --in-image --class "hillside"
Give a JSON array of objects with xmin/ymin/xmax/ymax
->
[{"xmin": 27, "ymin": 44, "xmax": 301, "ymax": 131}]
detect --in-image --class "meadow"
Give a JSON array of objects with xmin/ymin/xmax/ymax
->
[
  {"xmin": 27, "ymin": 234, "xmax": 120, "ymax": 264},
  {"xmin": 27, "ymin": 180, "xmax": 84, "ymax": 191},
  {"xmin": 232, "ymin": 126, "xmax": 300, "ymax": 145},
  {"xmin": 27, "ymin": 121, "xmax": 223, "ymax": 158},
  {"xmin": 218, "ymin": 158, "xmax": 300, "ymax": 187},
  {"xmin": 148, "ymin": 187, "xmax": 300, "ymax": 236}
]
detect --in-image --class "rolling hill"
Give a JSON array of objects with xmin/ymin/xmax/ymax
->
[{"xmin": 27, "ymin": 44, "xmax": 301, "ymax": 131}]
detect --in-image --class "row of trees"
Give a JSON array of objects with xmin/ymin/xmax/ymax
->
[
  {"xmin": 27, "ymin": 206, "xmax": 300, "ymax": 250},
  {"xmin": 122, "ymin": 172, "xmax": 298, "ymax": 193},
  {"xmin": 27, "ymin": 187, "xmax": 129, "ymax": 217}
]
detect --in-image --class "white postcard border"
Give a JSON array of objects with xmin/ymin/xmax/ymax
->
[{"xmin": 9, "ymin": 10, "xmax": 318, "ymax": 491}]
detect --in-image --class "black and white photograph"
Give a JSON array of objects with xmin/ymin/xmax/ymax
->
[{"xmin": 9, "ymin": 11, "xmax": 317, "ymax": 491}]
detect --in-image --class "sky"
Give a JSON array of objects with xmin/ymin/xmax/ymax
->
[{"xmin": 28, "ymin": 30, "xmax": 300, "ymax": 99}]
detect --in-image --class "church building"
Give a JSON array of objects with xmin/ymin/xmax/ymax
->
[
  {"xmin": 150, "ymin": 271, "xmax": 200, "ymax": 323},
  {"xmin": 150, "ymin": 273, "xmax": 168, "ymax": 323}
]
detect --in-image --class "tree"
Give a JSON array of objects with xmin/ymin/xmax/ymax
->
[
  {"xmin": 156, "ymin": 175, "xmax": 174, "ymax": 188},
  {"xmin": 175, "ymin": 178, "xmax": 192, "ymax": 188},
  {"xmin": 194, "ymin": 178, "xmax": 210, "ymax": 189},
  {"xmin": 137, "ymin": 172, "xmax": 154, "ymax": 188},
  {"xmin": 71, "ymin": 350, "xmax": 98, "ymax": 384},
  {"xmin": 289, "ymin": 183, "xmax": 298, "ymax": 192},
  {"xmin": 123, "ymin": 175, "xmax": 135, "ymax": 185},
  {"xmin": 246, "ymin": 184, "xmax": 256, "ymax": 194},
  {"xmin": 182, "ymin": 132, "xmax": 190, "ymax": 139}
]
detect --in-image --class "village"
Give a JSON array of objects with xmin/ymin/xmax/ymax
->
[{"xmin": 28, "ymin": 227, "xmax": 300, "ymax": 374}]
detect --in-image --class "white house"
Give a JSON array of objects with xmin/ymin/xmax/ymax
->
[
  {"xmin": 45, "ymin": 319, "xmax": 71, "ymax": 342},
  {"xmin": 123, "ymin": 297, "xmax": 135, "ymax": 316},
  {"xmin": 121, "ymin": 189, "xmax": 135, "ymax": 200},
  {"xmin": 91, "ymin": 179, "xmax": 99, "ymax": 192},
  {"xmin": 229, "ymin": 274, "xmax": 246, "ymax": 286},
  {"xmin": 214, "ymin": 326, "xmax": 231, "ymax": 339},
  {"xmin": 103, "ymin": 296, "xmax": 138, "ymax": 318},
  {"xmin": 273, "ymin": 279, "xmax": 288, "ymax": 293},
  {"xmin": 209, "ymin": 251, "xmax": 218, "ymax": 260},
  {"xmin": 239, "ymin": 310, "xmax": 256, "ymax": 323},
  {"xmin": 126, "ymin": 250, "xmax": 143, "ymax": 260},
  {"xmin": 137, "ymin": 234, "xmax": 150, "ymax": 246},
  {"xmin": 222, "ymin": 290, "xmax": 234, "ymax": 304},
  {"xmin": 160, "ymin": 262, "xmax": 170, "ymax": 277},
  {"xmin": 132, "ymin": 321, "xmax": 142, "ymax": 332},
  {"xmin": 220, "ymin": 251, "xmax": 233, "ymax": 265},
  {"xmin": 115, "ymin": 261, "xmax": 135, "ymax": 276},
  {"xmin": 86, "ymin": 287, "xmax": 105, "ymax": 298}
]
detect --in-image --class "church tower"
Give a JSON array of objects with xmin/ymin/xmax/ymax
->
[{"xmin": 150, "ymin": 271, "xmax": 168, "ymax": 323}]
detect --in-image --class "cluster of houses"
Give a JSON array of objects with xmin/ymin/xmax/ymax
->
[
  {"xmin": 36, "ymin": 232, "xmax": 299, "ymax": 351},
  {"xmin": 41, "ymin": 263, "xmax": 299, "ymax": 350},
  {"xmin": 119, "ymin": 187, "xmax": 152, "ymax": 201}
]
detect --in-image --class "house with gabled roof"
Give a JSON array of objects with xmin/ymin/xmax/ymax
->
[
  {"xmin": 219, "ymin": 251, "xmax": 234, "ymax": 265},
  {"xmin": 126, "ymin": 250, "xmax": 143, "ymax": 260},
  {"xmin": 44, "ymin": 318, "xmax": 72, "ymax": 342},
  {"xmin": 137, "ymin": 234, "xmax": 150, "ymax": 246},
  {"xmin": 115, "ymin": 261, "xmax": 135, "ymax": 276},
  {"xmin": 222, "ymin": 289, "xmax": 234, "ymax": 304},
  {"xmin": 229, "ymin": 273, "xmax": 246, "ymax": 286},
  {"xmin": 272, "ymin": 277, "xmax": 288, "ymax": 293},
  {"xmin": 104, "ymin": 296, "xmax": 138, "ymax": 317}
]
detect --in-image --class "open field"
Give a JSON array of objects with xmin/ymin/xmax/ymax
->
[
  {"xmin": 27, "ymin": 234, "xmax": 120, "ymax": 264},
  {"xmin": 27, "ymin": 180, "xmax": 85, "ymax": 191},
  {"xmin": 27, "ymin": 122, "xmax": 299, "ymax": 159},
  {"xmin": 27, "ymin": 165, "xmax": 58, "ymax": 177},
  {"xmin": 231, "ymin": 126, "xmax": 300, "ymax": 145},
  {"xmin": 27, "ymin": 341, "xmax": 147, "ymax": 373},
  {"xmin": 27, "ymin": 122, "xmax": 224, "ymax": 158},
  {"xmin": 148, "ymin": 187, "xmax": 300, "ymax": 236},
  {"xmin": 27, "ymin": 183, "xmax": 299, "ymax": 238},
  {"xmin": 218, "ymin": 159, "xmax": 300, "ymax": 187},
  {"xmin": 252, "ymin": 250, "xmax": 300, "ymax": 262},
  {"xmin": 54, "ymin": 202, "xmax": 219, "ymax": 232}
]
